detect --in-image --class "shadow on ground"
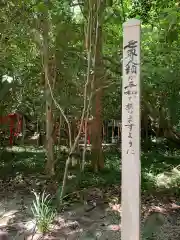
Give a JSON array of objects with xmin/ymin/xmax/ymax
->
[{"xmin": 1, "ymin": 145, "xmax": 180, "ymax": 195}]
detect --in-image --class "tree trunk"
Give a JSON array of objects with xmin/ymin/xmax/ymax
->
[
  {"xmin": 91, "ymin": 1, "xmax": 104, "ymax": 171},
  {"xmin": 45, "ymin": 103, "xmax": 54, "ymax": 175},
  {"xmin": 58, "ymin": 115, "xmax": 62, "ymax": 145},
  {"xmin": 42, "ymin": 10, "xmax": 55, "ymax": 176}
]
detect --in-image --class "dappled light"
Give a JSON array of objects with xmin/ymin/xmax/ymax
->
[{"xmin": 1, "ymin": 0, "xmax": 180, "ymax": 239}]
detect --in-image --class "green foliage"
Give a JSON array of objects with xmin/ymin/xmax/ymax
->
[
  {"xmin": 1, "ymin": 0, "xmax": 180, "ymax": 196},
  {"xmin": 31, "ymin": 190, "xmax": 56, "ymax": 233},
  {"xmin": 0, "ymin": 147, "xmax": 45, "ymax": 179},
  {"xmin": 0, "ymin": 0, "xmax": 179, "ymax": 125}
]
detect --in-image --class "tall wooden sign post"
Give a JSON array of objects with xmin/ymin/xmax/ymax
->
[{"xmin": 121, "ymin": 19, "xmax": 141, "ymax": 240}]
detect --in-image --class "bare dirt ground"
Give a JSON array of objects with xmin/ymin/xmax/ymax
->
[{"xmin": 0, "ymin": 188, "xmax": 180, "ymax": 240}]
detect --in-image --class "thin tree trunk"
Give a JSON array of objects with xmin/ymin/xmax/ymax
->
[
  {"xmin": 102, "ymin": 124, "xmax": 105, "ymax": 143},
  {"xmin": 107, "ymin": 123, "xmax": 108, "ymax": 143},
  {"xmin": 81, "ymin": 0, "xmax": 94, "ymax": 172},
  {"xmin": 59, "ymin": 0, "xmax": 94, "ymax": 200},
  {"xmin": 82, "ymin": 91, "xmax": 93, "ymax": 171},
  {"xmin": 58, "ymin": 115, "xmax": 62, "ymax": 146},
  {"xmin": 82, "ymin": 119, "xmax": 88, "ymax": 171},
  {"xmin": 42, "ymin": 10, "xmax": 55, "ymax": 176},
  {"xmin": 118, "ymin": 125, "xmax": 120, "ymax": 142},
  {"xmin": 21, "ymin": 116, "xmax": 26, "ymax": 145}
]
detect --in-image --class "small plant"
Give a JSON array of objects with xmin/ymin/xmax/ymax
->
[{"xmin": 31, "ymin": 190, "xmax": 56, "ymax": 234}]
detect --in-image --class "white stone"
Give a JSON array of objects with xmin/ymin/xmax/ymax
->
[{"xmin": 24, "ymin": 220, "xmax": 37, "ymax": 232}]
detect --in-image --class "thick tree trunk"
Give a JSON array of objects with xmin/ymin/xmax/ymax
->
[
  {"xmin": 91, "ymin": 90, "xmax": 104, "ymax": 171},
  {"xmin": 91, "ymin": 1, "xmax": 104, "ymax": 171}
]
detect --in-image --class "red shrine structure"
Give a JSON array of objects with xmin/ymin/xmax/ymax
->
[{"xmin": 0, "ymin": 112, "xmax": 22, "ymax": 145}]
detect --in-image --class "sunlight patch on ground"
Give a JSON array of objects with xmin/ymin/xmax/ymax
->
[
  {"xmin": 5, "ymin": 146, "xmax": 45, "ymax": 153},
  {"xmin": 151, "ymin": 168, "xmax": 180, "ymax": 188}
]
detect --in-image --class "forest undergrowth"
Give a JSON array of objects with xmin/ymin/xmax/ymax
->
[{"xmin": 1, "ymin": 145, "xmax": 180, "ymax": 239}]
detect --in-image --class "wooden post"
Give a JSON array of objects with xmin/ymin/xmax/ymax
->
[{"xmin": 121, "ymin": 19, "xmax": 141, "ymax": 240}]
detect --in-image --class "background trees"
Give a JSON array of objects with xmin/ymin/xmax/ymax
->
[{"xmin": 1, "ymin": 0, "xmax": 180, "ymax": 175}]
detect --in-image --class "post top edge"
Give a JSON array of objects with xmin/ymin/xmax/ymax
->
[{"xmin": 123, "ymin": 18, "xmax": 141, "ymax": 27}]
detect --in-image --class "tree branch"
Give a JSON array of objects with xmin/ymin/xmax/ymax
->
[
  {"xmin": 46, "ymin": 74, "xmax": 72, "ymax": 149},
  {"xmin": 60, "ymin": 0, "xmax": 93, "ymax": 201}
]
